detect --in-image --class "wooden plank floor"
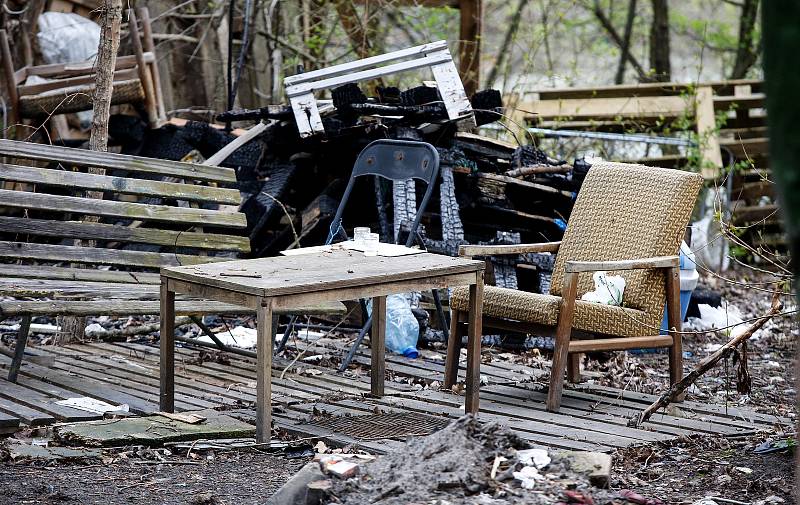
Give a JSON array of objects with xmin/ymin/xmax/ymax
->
[{"xmin": 0, "ymin": 339, "xmax": 788, "ymax": 453}]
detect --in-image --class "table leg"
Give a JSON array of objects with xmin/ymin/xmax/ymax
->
[
  {"xmin": 465, "ymin": 272, "xmax": 484, "ymax": 414},
  {"xmin": 370, "ymin": 295, "xmax": 387, "ymax": 397},
  {"xmin": 159, "ymin": 279, "xmax": 175, "ymax": 412},
  {"xmin": 256, "ymin": 298, "xmax": 274, "ymax": 443}
]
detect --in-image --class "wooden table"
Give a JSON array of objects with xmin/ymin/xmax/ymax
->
[{"xmin": 159, "ymin": 250, "xmax": 485, "ymax": 442}]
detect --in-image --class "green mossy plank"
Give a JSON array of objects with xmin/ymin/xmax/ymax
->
[{"xmin": 54, "ymin": 409, "xmax": 255, "ymax": 447}]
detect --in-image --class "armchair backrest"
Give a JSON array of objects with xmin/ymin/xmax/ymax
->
[{"xmin": 550, "ymin": 162, "xmax": 703, "ymax": 319}]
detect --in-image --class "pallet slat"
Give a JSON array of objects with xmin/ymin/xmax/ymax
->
[
  {"xmin": 0, "ymin": 189, "xmax": 247, "ymax": 228},
  {"xmin": 0, "ymin": 217, "xmax": 250, "ymax": 253},
  {"xmin": 0, "ymin": 139, "xmax": 236, "ymax": 183},
  {"xmin": 0, "ymin": 163, "xmax": 241, "ymax": 205}
]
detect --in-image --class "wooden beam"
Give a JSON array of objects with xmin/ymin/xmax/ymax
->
[
  {"xmin": 694, "ymin": 86, "xmax": 724, "ymax": 179},
  {"xmin": 458, "ymin": 0, "xmax": 481, "ymax": 96}
]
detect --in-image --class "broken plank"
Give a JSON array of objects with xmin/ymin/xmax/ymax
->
[
  {"xmin": 55, "ymin": 409, "xmax": 255, "ymax": 447},
  {"xmin": 0, "ymin": 379, "xmax": 100, "ymax": 421},
  {"xmin": 0, "ymin": 395, "xmax": 55, "ymax": 426},
  {"xmin": 0, "ymin": 353, "xmax": 160, "ymax": 415},
  {"xmin": 0, "ymin": 163, "xmax": 241, "ymax": 204},
  {"xmin": 0, "ymin": 217, "xmax": 250, "ymax": 252},
  {"xmin": 0, "ymin": 139, "xmax": 237, "ymax": 183},
  {"xmin": 0, "ymin": 242, "xmax": 226, "ymax": 269},
  {"xmin": 0, "ymin": 264, "xmax": 160, "ymax": 284},
  {"xmin": 0, "ymin": 189, "xmax": 247, "ymax": 228}
]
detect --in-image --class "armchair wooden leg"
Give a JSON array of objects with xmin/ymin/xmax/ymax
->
[
  {"xmin": 567, "ymin": 353, "xmax": 582, "ymax": 383},
  {"xmin": 444, "ymin": 309, "xmax": 463, "ymax": 389},
  {"xmin": 665, "ymin": 266, "xmax": 684, "ymax": 401},
  {"xmin": 547, "ymin": 271, "xmax": 579, "ymax": 412}
]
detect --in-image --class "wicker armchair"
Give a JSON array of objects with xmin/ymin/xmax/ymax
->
[{"xmin": 445, "ymin": 162, "xmax": 703, "ymax": 412}]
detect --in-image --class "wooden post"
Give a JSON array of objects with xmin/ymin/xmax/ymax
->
[
  {"xmin": 0, "ymin": 30, "xmax": 20, "ymax": 128},
  {"xmin": 138, "ymin": 7, "xmax": 167, "ymax": 122},
  {"xmin": 444, "ymin": 309, "xmax": 463, "ymax": 388},
  {"xmin": 8, "ymin": 315, "xmax": 31, "ymax": 383},
  {"xmin": 547, "ymin": 271, "xmax": 578, "ymax": 412},
  {"xmin": 665, "ymin": 266, "xmax": 683, "ymax": 392},
  {"xmin": 465, "ymin": 271, "xmax": 484, "ymax": 413},
  {"xmin": 370, "ymin": 295, "xmax": 387, "ymax": 396},
  {"xmin": 256, "ymin": 298, "xmax": 274, "ymax": 443},
  {"xmin": 458, "ymin": 0, "xmax": 482, "ymax": 97},
  {"xmin": 695, "ymin": 86, "xmax": 723, "ymax": 179},
  {"xmin": 128, "ymin": 8, "xmax": 159, "ymax": 127},
  {"xmin": 159, "ymin": 279, "xmax": 175, "ymax": 412}
]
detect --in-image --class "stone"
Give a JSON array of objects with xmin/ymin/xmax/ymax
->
[{"xmin": 556, "ymin": 450, "xmax": 612, "ymax": 488}]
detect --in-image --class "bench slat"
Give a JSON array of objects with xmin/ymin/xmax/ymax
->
[
  {"xmin": 0, "ymin": 242, "xmax": 231, "ymax": 269},
  {"xmin": 0, "ymin": 163, "xmax": 242, "ymax": 205},
  {"xmin": 0, "ymin": 189, "xmax": 248, "ymax": 228},
  {"xmin": 0, "ymin": 139, "xmax": 237, "ymax": 183},
  {"xmin": 0, "ymin": 300, "xmax": 346, "ymax": 317},
  {"xmin": 0, "ymin": 264, "xmax": 160, "ymax": 284},
  {"xmin": 0, "ymin": 216, "xmax": 250, "ymax": 253}
]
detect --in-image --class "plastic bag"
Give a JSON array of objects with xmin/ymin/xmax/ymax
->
[
  {"xmin": 580, "ymin": 271, "xmax": 625, "ymax": 306},
  {"xmin": 37, "ymin": 12, "xmax": 100, "ymax": 65},
  {"xmin": 36, "ymin": 12, "xmax": 101, "ymax": 128},
  {"xmin": 368, "ymin": 294, "xmax": 420, "ymax": 358}
]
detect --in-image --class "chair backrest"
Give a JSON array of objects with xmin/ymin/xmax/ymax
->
[
  {"xmin": 0, "ymin": 139, "xmax": 248, "ymax": 270},
  {"xmin": 327, "ymin": 139, "xmax": 440, "ymax": 247},
  {"xmin": 549, "ymin": 162, "xmax": 703, "ymax": 320}
]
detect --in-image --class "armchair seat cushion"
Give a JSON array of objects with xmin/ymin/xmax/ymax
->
[{"xmin": 450, "ymin": 285, "xmax": 659, "ymax": 337}]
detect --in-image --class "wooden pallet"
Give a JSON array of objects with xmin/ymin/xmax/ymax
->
[{"xmin": 0, "ymin": 339, "xmax": 787, "ymax": 453}]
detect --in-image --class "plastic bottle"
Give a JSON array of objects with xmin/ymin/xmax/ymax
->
[{"xmin": 367, "ymin": 294, "xmax": 420, "ymax": 358}]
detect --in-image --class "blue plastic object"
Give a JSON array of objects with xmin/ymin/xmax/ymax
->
[{"xmin": 368, "ymin": 294, "xmax": 420, "ymax": 358}]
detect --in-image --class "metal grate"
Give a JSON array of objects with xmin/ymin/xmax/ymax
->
[{"xmin": 311, "ymin": 412, "xmax": 451, "ymax": 440}]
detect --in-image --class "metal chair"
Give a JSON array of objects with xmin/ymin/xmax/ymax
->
[{"xmin": 276, "ymin": 139, "xmax": 448, "ymax": 368}]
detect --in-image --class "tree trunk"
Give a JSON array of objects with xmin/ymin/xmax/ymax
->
[
  {"xmin": 648, "ymin": 0, "xmax": 671, "ymax": 81},
  {"xmin": 486, "ymin": 0, "xmax": 527, "ymax": 87},
  {"xmin": 730, "ymin": 0, "xmax": 759, "ymax": 79},
  {"xmin": 57, "ymin": 0, "xmax": 122, "ymax": 345},
  {"xmin": 592, "ymin": 0, "xmax": 647, "ymax": 80},
  {"xmin": 761, "ymin": 3, "xmax": 800, "ymax": 501},
  {"xmin": 615, "ymin": 0, "xmax": 637, "ymax": 84}
]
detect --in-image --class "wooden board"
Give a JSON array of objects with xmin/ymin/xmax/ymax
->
[
  {"xmin": 0, "ymin": 163, "xmax": 241, "ymax": 204},
  {"xmin": 0, "ymin": 189, "xmax": 247, "ymax": 228},
  {"xmin": 0, "ymin": 338, "xmax": 785, "ymax": 451},
  {"xmin": 0, "ymin": 216, "xmax": 250, "ymax": 253},
  {"xmin": 0, "ymin": 242, "xmax": 226, "ymax": 269},
  {"xmin": 0, "ymin": 139, "xmax": 237, "ymax": 183}
]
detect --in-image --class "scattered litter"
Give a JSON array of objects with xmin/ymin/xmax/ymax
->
[
  {"xmin": 580, "ymin": 272, "xmax": 625, "ymax": 306},
  {"xmin": 200, "ymin": 326, "xmax": 257, "ymax": 348},
  {"xmin": 516, "ymin": 448, "xmax": 551, "ymax": 468},
  {"xmin": 55, "ymin": 397, "xmax": 129, "ymax": 415}
]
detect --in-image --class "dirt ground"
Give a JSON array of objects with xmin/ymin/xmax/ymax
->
[{"xmin": 0, "ymin": 450, "xmax": 307, "ymax": 505}]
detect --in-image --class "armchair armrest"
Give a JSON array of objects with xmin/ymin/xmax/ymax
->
[
  {"xmin": 458, "ymin": 241, "xmax": 561, "ymax": 258},
  {"xmin": 564, "ymin": 255, "xmax": 679, "ymax": 273}
]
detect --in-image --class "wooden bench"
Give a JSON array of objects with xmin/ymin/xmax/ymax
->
[{"xmin": 0, "ymin": 139, "xmax": 344, "ymax": 382}]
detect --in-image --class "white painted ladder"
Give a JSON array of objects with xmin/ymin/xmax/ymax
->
[{"xmin": 284, "ymin": 40, "xmax": 474, "ymax": 137}]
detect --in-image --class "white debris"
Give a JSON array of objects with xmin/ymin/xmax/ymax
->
[
  {"xmin": 684, "ymin": 301, "xmax": 764, "ymax": 339},
  {"xmin": 55, "ymin": 397, "xmax": 129, "ymax": 414},
  {"xmin": 199, "ymin": 325, "xmax": 257, "ymax": 348},
  {"xmin": 513, "ymin": 466, "xmax": 545, "ymax": 489},
  {"xmin": 84, "ymin": 323, "xmax": 107, "ymax": 335},
  {"xmin": 580, "ymin": 271, "xmax": 626, "ymax": 306},
  {"xmin": 516, "ymin": 448, "xmax": 551, "ymax": 469}
]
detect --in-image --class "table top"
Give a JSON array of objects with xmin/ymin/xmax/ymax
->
[{"xmin": 161, "ymin": 250, "xmax": 484, "ymax": 298}]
